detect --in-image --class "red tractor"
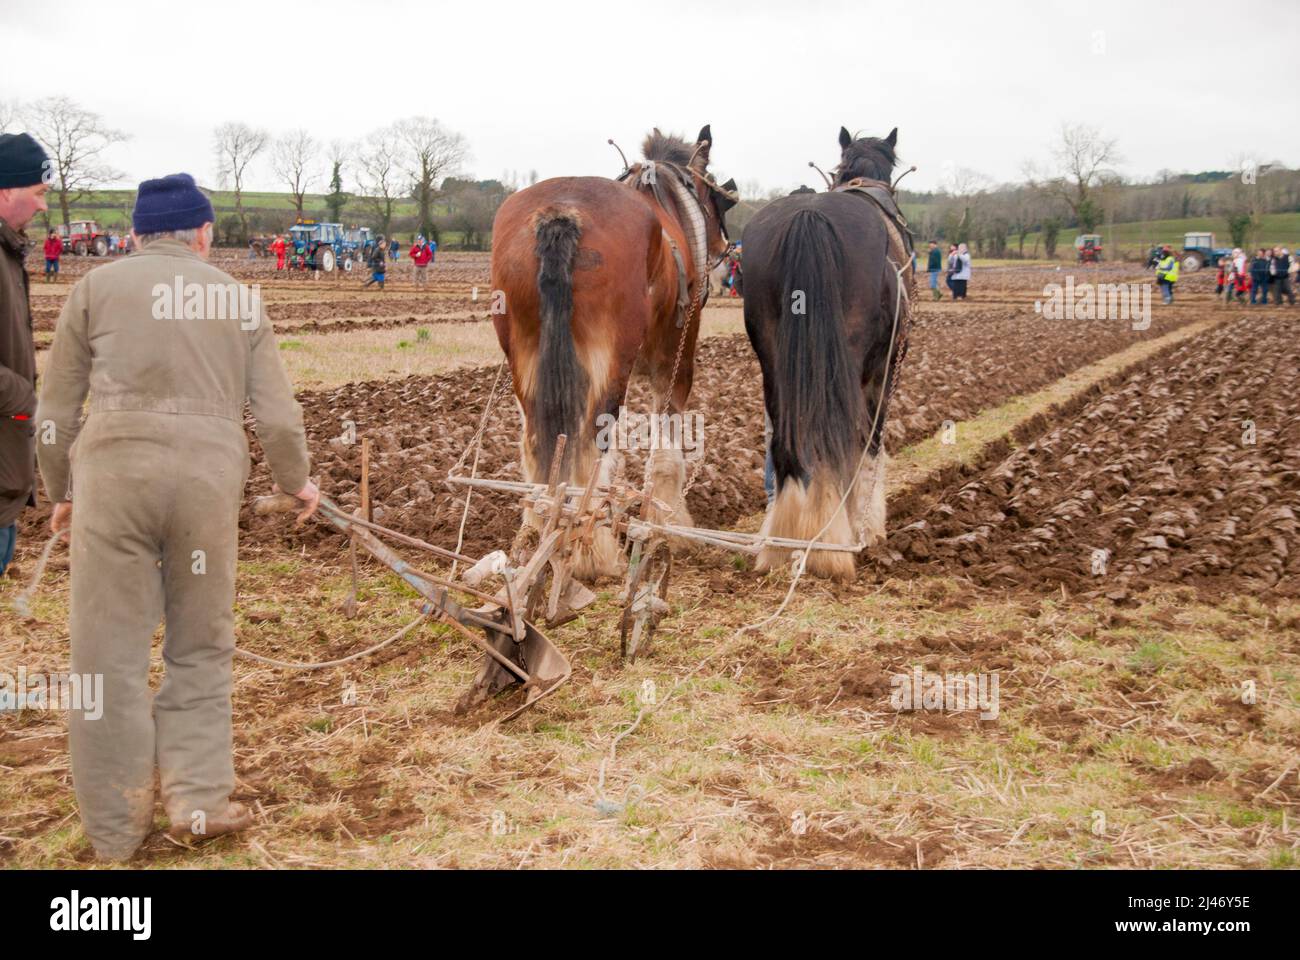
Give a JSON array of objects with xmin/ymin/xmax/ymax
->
[
  {"xmin": 1074, "ymin": 234, "xmax": 1103, "ymax": 264},
  {"xmin": 58, "ymin": 220, "xmax": 111, "ymax": 257}
]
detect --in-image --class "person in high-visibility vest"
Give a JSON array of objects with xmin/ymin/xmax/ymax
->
[{"xmin": 1155, "ymin": 244, "xmax": 1180, "ymax": 304}]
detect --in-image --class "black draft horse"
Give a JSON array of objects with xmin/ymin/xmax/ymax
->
[{"xmin": 742, "ymin": 127, "xmax": 914, "ymax": 579}]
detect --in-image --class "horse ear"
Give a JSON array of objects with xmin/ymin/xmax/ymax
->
[
  {"xmin": 885, "ymin": 127, "xmax": 898, "ymax": 147},
  {"xmin": 693, "ymin": 124, "xmax": 713, "ymax": 168},
  {"xmin": 839, "ymin": 126, "xmax": 853, "ymax": 150},
  {"xmin": 715, "ymin": 177, "xmax": 738, "ymax": 212}
]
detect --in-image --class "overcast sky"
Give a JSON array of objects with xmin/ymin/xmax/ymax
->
[{"xmin": 3, "ymin": 0, "xmax": 1296, "ymax": 197}]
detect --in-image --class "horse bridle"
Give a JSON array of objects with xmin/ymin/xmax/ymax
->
[{"xmin": 617, "ymin": 158, "xmax": 738, "ymax": 269}]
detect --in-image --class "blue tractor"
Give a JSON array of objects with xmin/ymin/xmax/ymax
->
[
  {"xmin": 1177, "ymin": 232, "xmax": 1232, "ymax": 272},
  {"xmin": 288, "ymin": 220, "xmax": 366, "ymax": 272}
]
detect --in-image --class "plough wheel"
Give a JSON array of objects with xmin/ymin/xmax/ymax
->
[{"xmin": 620, "ymin": 539, "xmax": 672, "ymax": 662}]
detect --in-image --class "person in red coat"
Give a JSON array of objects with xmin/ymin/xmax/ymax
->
[
  {"xmin": 269, "ymin": 234, "xmax": 287, "ymax": 271},
  {"xmin": 409, "ymin": 235, "xmax": 433, "ymax": 285},
  {"xmin": 43, "ymin": 230, "xmax": 62, "ymax": 282}
]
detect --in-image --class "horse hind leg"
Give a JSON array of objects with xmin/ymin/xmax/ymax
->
[
  {"xmin": 647, "ymin": 439, "xmax": 693, "ymax": 530},
  {"xmin": 850, "ymin": 448, "xmax": 888, "ymax": 547},
  {"xmin": 569, "ymin": 442, "xmax": 624, "ymax": 581},
  {"xmin": 756, "ymin": 469, "xmax": 857, "ymax": 581}
]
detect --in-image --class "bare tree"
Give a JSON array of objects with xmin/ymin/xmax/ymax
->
[
  {"xmin": 324, "ymin": 139, "xmax": 353, "ymax": 223},
  {"xmin": 1031, "ymin": 123, "xmax": 1121, "ymax": 233},
  {"xmin": 939, "ymin": 167, "xmax": 990, "ymax": 246},
  {"xmin": 213, "ymin": 121, "xmax": 269, "ymax": 244},
  {"xmin": 357, "ymin": 126, "xmax": 401, "ymax": 238},
  {"xmin": 271, "ymin": 129, "xmax": 319, "ymax": 217},
  {"xmin": 1219, "ymin": 151, "xmax": 1265, "ymax": 247},
  {"xmin": 394, "ymin": 116, "xmax": 468, "ymax": 240},
  {"xmin": 24, "ymin": 96, "xmax": 128, "ymax": 229},
  {"xmin": 0, "ymin": 99, "xmax": 18, "ymax": 134}
]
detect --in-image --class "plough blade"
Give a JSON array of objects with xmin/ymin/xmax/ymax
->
[
  {"xmin": 456, "ymin": 617, "xmax": 572, "ymax": 722},
  {"xmin": 254, "ymin": 491, "xmax": 571, "ymax": 722}
]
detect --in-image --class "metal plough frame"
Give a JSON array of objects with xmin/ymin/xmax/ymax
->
[{"xmin": 259, "ymin": 431, "xmax": 864, "ymax": 719}]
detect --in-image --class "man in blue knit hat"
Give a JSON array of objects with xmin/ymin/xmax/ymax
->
[
  {"xmin": 36, "ymin": 172, "xmax": 320, "ymax": 861},
  {"xmin": 0, "ymin": 132, "xmax": 50, "ymax": 577}
]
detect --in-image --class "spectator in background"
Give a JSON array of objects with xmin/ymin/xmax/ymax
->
[
  {"xmin": 727, "ymin": 242, "xmax": 743, "ymax": 298},
  {"xmin": 1249, "ymin": 249, "xmax": 1271, "ymax": 304},
  {"xmin": 389, "ymin": 236, "xmax": 400, "ymax": 262},
  {"xmin": 409, "ymin": 235, "xmax": 433, "ymax": 285},
  {"xmin": 926, "ymin": 239, "xmax": 942, "ymax": 300},
  {"xmin": 1154, "ymin": 244, "xmax": 1179, "ymax": 304},
  {"xmin": 1271, "ymin": 247, "xmax": 1295, "ymax": 305},
  {"xmin": 1231, "ymin": 260, "xmax": 1249, "ymax": 303},
  {"xmin": 364, "ymin": 235, "xmax": 387, "ymax": 290},
  {"xmin": 43, "ymin": 229, "xmax": 62, "ymax": 282},
  {"xmin": 270, "ymin": 233, "xmax": 286, "ymax": 271},
  {"xmin": 945, "ymin": 243, "xmax": 958, "ymax": 297},
  {"xmin": 951, "ymin": 242, "xmax": 971, "ymax": 300}
]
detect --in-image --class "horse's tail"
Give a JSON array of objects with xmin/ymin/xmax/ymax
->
[
  {"xmin": 771, "ymin": 209, "xmax": 863, "ymax": 487},
  {"xmin": 759, "ymin": 208, "xmax": 878, "ymax": 581},
  {"xmin": 532, "ymin": 210, "xmax": 587, "ymax": 479}
]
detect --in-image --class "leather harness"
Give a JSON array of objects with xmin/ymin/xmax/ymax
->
[{"xmin": 830, "ymin": 175, "xmax": 917, "ymax": 416}]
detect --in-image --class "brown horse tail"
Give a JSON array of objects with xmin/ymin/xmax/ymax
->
[
  {"xmin": 533, "ymin": 210, "xmax": 587, "ymax": 478},
  {"xmin": 772, "ymin": 208, "xmax": 864, "ymax": 491}
]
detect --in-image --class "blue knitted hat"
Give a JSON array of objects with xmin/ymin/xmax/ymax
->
[
  {"xmin": 0, "ymin": 133, "xmax": 50, "ymax": 189},
  {"xmin": 132, "ymin": 173, "xmax": 215, "ymax": 234}
]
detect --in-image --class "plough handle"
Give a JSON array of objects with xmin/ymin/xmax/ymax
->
[{"xmin": 253, "ymin": 492, "xmax": 306, "ymax": 516}]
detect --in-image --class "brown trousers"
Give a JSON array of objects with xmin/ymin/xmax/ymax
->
[{"xmin": 68, "ymin": 410, "xmax": 247, "ymax": 859}]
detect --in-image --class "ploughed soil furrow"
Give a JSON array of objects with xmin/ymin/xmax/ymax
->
[
  {"xmin": 868, "ymin": 315, "xmax": 1300, "ymax": 600},
  {"xmin": 219, "ymin": 306, "xmax": 1197, "ymax": 561}
]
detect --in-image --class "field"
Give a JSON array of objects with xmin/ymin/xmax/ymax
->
[{"xmin": 2, "ymin": 251, "xmax": 1298, "ymax": 869}]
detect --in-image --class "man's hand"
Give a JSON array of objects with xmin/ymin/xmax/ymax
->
[
  {"xmin": 274, "ymin": 480, "xmax": 320, "ymax": 526},
  {"xmin": 50, "ymin": 502, "xmax": 72, "ymax": 542}
]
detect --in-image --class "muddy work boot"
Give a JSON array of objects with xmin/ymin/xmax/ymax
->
[{"xmin": 166, "ymin": 802, "xmax": 254, "ymax": 846}]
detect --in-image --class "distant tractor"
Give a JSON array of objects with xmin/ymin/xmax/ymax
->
[
  {"xmin": 1074, "ymin": 234, "xmax": 1103, "ymax": 263},
  {"xmin": 287, "ymin": 220, "xmax": 361, "ymax": 272},
  {"xmin": 58, "ymin": 220, "xmax": 110, "ymax": 257},
  {"xmin": 1177, "ymin": 232, "xmax": 1232, "ymax": 272},
  {"xmin": 345, "ymin": 226, "xmax": 374, "ymax": 257}
]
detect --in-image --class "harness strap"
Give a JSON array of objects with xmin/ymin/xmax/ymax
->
[
  {"xmin": 831, "ymin": 176, "xmax": 917, "ymax": 417},
  {"xmin": 665, "ymin": 234, "xmax": 692, "ymax": 328}
]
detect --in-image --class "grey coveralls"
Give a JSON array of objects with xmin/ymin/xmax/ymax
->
[{"xmin": 35, "ymin": 238, "xmax": 309, "ymax": 859}]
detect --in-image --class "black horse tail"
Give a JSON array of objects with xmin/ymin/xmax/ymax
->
[
  {"xmin": 772, "ymin": 209, "xmax": 864, "ymax": 489},
  {"xmin": 533, "ymin": 212, "xmax": 587, "ymax": 479}
]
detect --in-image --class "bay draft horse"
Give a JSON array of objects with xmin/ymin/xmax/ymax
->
[
  {"xmin": 742, "ymin": 126, "xmax": 913, "ymax": 580},
  {"xmin": 491, "ymin": 126, "xmax": 737, "ymax": 576}
]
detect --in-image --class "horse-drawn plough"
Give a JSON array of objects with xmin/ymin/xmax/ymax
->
[{"xmin": 254, "ymin": 430, "xmax": 870, "ymax": 722}]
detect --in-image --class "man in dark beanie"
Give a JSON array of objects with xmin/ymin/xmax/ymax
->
[
  {"xmin": 36, "ymin": 172, "xmax": 320, "ymax": 861},
  {"xmin": 0, "ymin": 132, "xmax": 51, "ymax": 576}
]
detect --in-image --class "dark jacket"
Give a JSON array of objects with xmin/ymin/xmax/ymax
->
[
  {"xmin": 1271, "ymin": 254, "xmax": 1290, "ymax": 278},
  {"xmin": 927, "ymin": 247, "xmax": 942, "ymax": 271},
  {"xmin": 369, "ymin": 245, "xmax": 387, "ymax": 271},
  {"xmin": 0, "ymin": 218, "xmax": 37, "ymax": 526},
  {"xmin": 1250, "ymin": 257, "xmax": 1270, "ymax": 279}
]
